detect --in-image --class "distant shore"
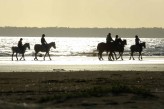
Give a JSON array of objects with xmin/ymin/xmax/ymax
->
[{"xmin": 1, "ymin": 27, "xmax": 164, "ymax": 38}]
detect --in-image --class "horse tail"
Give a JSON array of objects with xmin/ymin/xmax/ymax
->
[
  {"xmin": 130, "ymin": 46, "xmax": 132, "ymax": 50},
  {"xmin": 11, "ymin": 47, "xmax": 15, "ymax": 52},
  {"xmin": 97, "ymin": 43, "xmax": 101, "ymax": 51},
  {"xmin": 11, "ymin": 47, "xmax": 13, "ymax": 51},
  {"xmin": 34, "ymin": 45, "xmax": 36, "ymax": 51}
]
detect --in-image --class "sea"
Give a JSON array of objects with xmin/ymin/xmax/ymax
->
[{"xmin": 0, "ymin": 37, "xmax": 164, "ymax": 57}]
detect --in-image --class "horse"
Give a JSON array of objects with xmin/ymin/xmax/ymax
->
[
  {"xmin": 34, "ymin": 42, "xmax": 56, "ymax": 60},
  {"xmin": 109, "ymin": 39, "xmax": 127, "ymax": 60},
  {"xmin": 129, "ymin": 42, "xmax": 146, "ymax": 60},
  {"xmin": 97, "ymin": 42, "xmax": 115, "ymax": 61},
  {"xmin": 11, "ymin": 43, "xmax": 30, "ymax": 61}
]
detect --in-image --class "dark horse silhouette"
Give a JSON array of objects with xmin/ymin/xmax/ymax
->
[
  {"xmin": 109, "ymin": 39, "xmax": 127, "ymax": 60},
  {"xmin": 129, "ymin": 42, "xmax": 146, "ymax": 60},
  {"xmin": 34, "ymin": 42, "xmax": 56, "ymax": 60},
  {"xmin": 97, "ymin": 42, "xmax": 114, "ymax": 61},
  {"xmin": 11, "ymin": 43, "xmax": 30, "ymax": 61},
  {"xmin": 97, "ymin": 39, "xmax": 127, "ymax": 61}
]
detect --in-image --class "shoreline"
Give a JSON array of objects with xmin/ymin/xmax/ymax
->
[{"xmin": 0, "ymin": 56, "xmax": 164, "ymax": 72}]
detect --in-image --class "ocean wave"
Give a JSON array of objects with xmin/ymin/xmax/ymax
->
[{"xmin": 0, "ymin": 37, "xmax": 164, "ymax": 57}]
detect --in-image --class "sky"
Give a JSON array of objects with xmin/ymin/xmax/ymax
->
[{"xmin": 0, "ymin": 0, "xmax": 164, "ymax": 28}]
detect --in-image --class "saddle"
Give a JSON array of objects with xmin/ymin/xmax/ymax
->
[
  {"xmin": 42, "ymin": 44, "xmax": 48, "ymax": 51},
  {"xmin": 18, "ymin": 47, "xmax": 24, "ymax": 53},
  {"xmin": 135, "ymin": 44, "xmax": 142, "ymax": 51}
]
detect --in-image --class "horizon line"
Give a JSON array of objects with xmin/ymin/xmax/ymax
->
[{"xmin": 0, "ymin": 26, "xmax": 164, "ymax": 29}]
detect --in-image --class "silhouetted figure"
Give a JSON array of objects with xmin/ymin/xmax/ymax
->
[
  {"xmin": 115, "ymin": 35, "xmax": 122, "ymax": 44},
  {"xmin": 135, "ymin": 35, "xmax": 141, "ymax": 46},
  {"xmin": 106, "ymin": 33, "xmax": 114, "ymax": 44},
  {"xmin": 18, "ymin": 38, "xmax": 24, "ymax": 53},
  {"xmin": 34, "ymin": 42, "xmax": 56, "ymax": 61},
  {"xmin": 129, "ymin": 42, "xmax": 146, "ymax": 60},
  {"xmin": 115, "ymin": 35, "xmax": 119, "ymax": 40},
  {"xmin": 41, "ymin": 34, "xmax": 48, "ymax": 49},
  {"xmin": 12, "ymin": 43, "xmax": 30, "ymax": 61},
  {"xmin": 114, "ymin": 35, "xmax": 122, "ymax": 50}
]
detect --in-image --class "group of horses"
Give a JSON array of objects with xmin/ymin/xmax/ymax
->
[
  {"xmin": 11, "ymin": 39, "xmax": 146, "ymax": 61},
  {"xmin": 97, "ymin": 39, "xmax": 146, "ymax": 61},
  {"xmin": 11, "ymin": 42, "xmax": 56, "ymax": 61}
]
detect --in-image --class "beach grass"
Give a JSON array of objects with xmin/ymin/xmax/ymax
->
[{"xmin": 0, "ymin": 71, "xmax": 163, "ymax": 109}]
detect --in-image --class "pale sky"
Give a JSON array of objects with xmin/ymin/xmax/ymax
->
[{"xmin": 0, "ymin": 0, "xmax": 164, "ymax": 28}]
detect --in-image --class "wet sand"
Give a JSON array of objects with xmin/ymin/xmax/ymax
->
[{"xmin": 0, "ymin": 56, "xmax": 164, "ymax": 72}]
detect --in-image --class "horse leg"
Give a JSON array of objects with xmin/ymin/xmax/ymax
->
[
  {"xmin": 48, "ymin": 52, "xmax": 51, "ymax": 60},
  {"xmin": 111, "ymin": 52, "xmax": 115, "ymax": 61},
  {"xmin": 101, "ymin": 52, "xmax": 104, "ymax": 60},
  {"xmin": 108, "ymin": 53, "xmax": 111, "ymax": 61},
  {"xmin": 129, "ymin": 52, "xmax": 134, "ymax": 60},
  {"xmin": 140, "ymin": 52, "xmax": 143, "ymax": 60},
  {"xmin": 117, "ymin": 52, "xmax": 121, "ymax": 60},
  {"xmin": 129, "ymin": 52, "xmax": 131, "ymax": 60},
  {"xmin": 98, "ymin": 52, "xmax": 101, "ymax": 60},
  {"xmin": 20, "ymin": 53, "xmax": 23, "ymax": 60},
  {"xmin": 120, "ymin": 52, "xmax": 123, "ymax": 60},
  {"xmin": 16, "ymin": 53, "xmax": 18, "ymax": 61},
  {"xmin": 113, "ymin": 52, "xmax": 117, "ymax": 60},
  {"xmin": 138, "ymin": 52, "xmax": 140, "ymax": 60},
  {"xmin": 12, "ymin": 52, "xmax": 14, "ymax": 61},
  {"xmin": 22, "ymin": 53, "xmax": 25, "ymax": 60},
  {"xmin": 20, "ymin": 56, "xmax": 22, "ymax": 60},
  {"xmin": 98, "ymin": 52, "xmax": 103, "ymax": 61},
  {"xmin": 109, "ymin": 52, "xmax": 114, "ymax": 61},
  {"xmin": 139, "ymin": 52, "xmax": 142, "ymax": 60},
  {"xmin": 34, "ymin": 52, "xmax": 38, "ymax": 60},
  {"xmin": 132, "ymin": 52, "xmax": 135, "ymax": 60},
  {"xmin": 44, "ymin": 52, "xmax": 47, "ymax": 60},
  {"xmin": 98, "ymin": 53, "xmax": 102, "ymax": 60}
]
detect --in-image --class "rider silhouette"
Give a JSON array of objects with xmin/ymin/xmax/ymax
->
[
  {"xmin": 135, "ymin": 35, "xmax": 141, "ymax": 46},
  {"xmin": 115, "ymin": 35, "xmax": 120, "ymax": 44},
  {"xmin": 114, "ymin": 35, "xmax": 122, "ymax": 50},
  {"xmin": 106, "ymin": 33, "xmax": 114, "ymax": 44},
  {"xmin": 41, "ymin": 34, "xmax": 47, "ymax": 49},
  {"xmin": 18, "ymin": 38, "xmax": 23, "ymax": 53}
]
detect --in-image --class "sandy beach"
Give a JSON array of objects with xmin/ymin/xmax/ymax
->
[
  {"xmin": 0, "ymin": 56, "xmax": 164, "ymax": 72},
  {"xmin": 0, "ymin": 56, "xmax": 164, "ymax": 109}
]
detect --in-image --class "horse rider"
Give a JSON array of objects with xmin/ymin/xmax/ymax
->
[
  {"xmin": 106, "ymin": 33, "xmax": 114, "ymax": 44},
  {"xmin": 18, "ymin": 38, "xmax": 24, "ymax": 53},
  {"xmin": 41, "ymin": 34, "xmax": 48, "ymax": 49},
  {"xmin": 115, "ymin": 35, "xmax": 122, "ymax": 44},
  {"xmin": 135, "ymin": 35, "xmax": 141, "ymax": 46},
  {"xmin": 114, "ymin": 35, "xmax": 122, "ymax": 49}
]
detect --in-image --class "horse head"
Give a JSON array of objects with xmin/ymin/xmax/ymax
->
[
  {"xmin": 141, "ymin": 42, "xmax": 146, "ymax": 48},
  {"xmin": 123, "ymin": 39, "xmax": 127, "ymax": 45},
  {"xmin": 50, "ymin": 42, "xmax": 56, "ymax": 49},
  {"xmin": 24, "ymin": 43, "xmax": 30, "ymax": 50}
]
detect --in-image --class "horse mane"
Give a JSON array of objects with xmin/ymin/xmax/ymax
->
[{"xmin": 23, "ymin": 43, "xmax": 29, "ymax": 45}]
